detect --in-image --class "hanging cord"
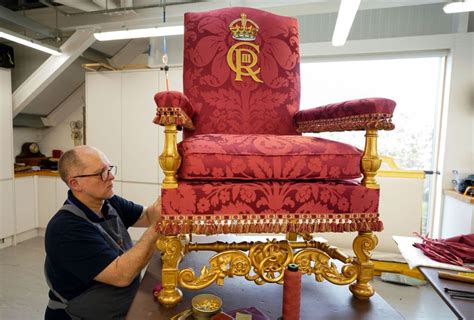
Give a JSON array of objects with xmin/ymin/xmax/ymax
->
[{"xmin": 161, "ymin": 0, "xmax": 170, "ymax": 91}]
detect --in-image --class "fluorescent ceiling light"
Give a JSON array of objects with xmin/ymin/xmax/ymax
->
[
  {"xmin": 443, "ymin": 0, "xmax": 474, "ymax": 13},
  {"xmin": 332, "ymin": 0, "xmax": 361, "ymax": 47},
  {"xmin": 94, "ymin": 26, "xmax": 184, "ymax": 41},
  {"xmin": 0, "ymin": 27, "xmax": 62, "ymax": 55}
]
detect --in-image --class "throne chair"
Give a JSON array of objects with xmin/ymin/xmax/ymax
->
[{"xmin": 152, "ymin": 6, "xmax": 396, "ymax": 307}]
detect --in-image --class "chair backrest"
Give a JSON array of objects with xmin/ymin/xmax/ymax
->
[{"xmin": 183, "ymin": 7, "xmax": 300, "ymax": 138}]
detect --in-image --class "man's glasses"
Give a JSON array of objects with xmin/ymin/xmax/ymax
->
[{"xmin": 73, "ymin": 165, "xmax": 117, "ymax": 182}]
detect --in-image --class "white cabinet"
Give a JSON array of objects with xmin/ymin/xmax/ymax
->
[
  {"xmin": 55, "ymin": 178, "xmax": 69, "ymax": 211},
  {"xmin": 0, "ymin": 68, "xmax": 14, "ymax": 239},
  {"xmin": 441, "ymin": 190, "xmax": 474, "ymax": 238},
  {"xmin": 0, "ymin": 180, "xmax": 14, "ymax": 238},
  {"xmin": 121, "ymin": 70, "xmax": 160, "ymax": 183},
  {"xmin": 0, "ymin": 68, "xmax": 13, "ymax": 180},
  {"xmin": 86, "ymin": 69, "xmax": 183, "ymax": 185},
  {"xmin": 122, "ymin": 182, "xmax": 161, "ymax": 240},
  {"xmin": 38, "ymin": 177, "xmax": 57, "ymax": 228},
  {"xmin": 15, "ymin": 177, "xmax": 37, "ymax": 234},
  {"xmin": 162, "ymin": 67, "xmax": 183, "ymax": 91},
  {"xmin": 86, "ymin": 72, "xmax": 123, "ymax": 180}
]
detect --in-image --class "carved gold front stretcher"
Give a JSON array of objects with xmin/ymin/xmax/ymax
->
[{"xmin": 155, "ymin": 232, "xmax": 378, "ymax": 307}]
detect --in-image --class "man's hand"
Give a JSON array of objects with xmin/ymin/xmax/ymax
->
[
  {"xmin": 146, "ymin": 197, "xmax": 162, "ymax": 226},
  {"xmin": 133, "ymin": 196, "xmax": 161, "ymax": 228}
]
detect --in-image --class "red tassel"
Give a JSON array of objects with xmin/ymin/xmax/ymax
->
[
  {"xmin": 243, "ymin": 222, "xmax": 250, "ymax": 233},
  {"xmin": 344, "ymin": 222, "xmax": 351, "ymax": 232}
]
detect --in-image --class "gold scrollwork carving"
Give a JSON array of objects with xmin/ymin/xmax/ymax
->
[
  {"xmin": 294, "ymin": 249, "xmax": 357, "ymax": 285},
  {"xmin": 178, "ymin": 251, "xmax": 251, "ymax": 290},
  {"xmin": 155, "ymin": 236, "xmax": 184, "ymax": 307},
  {"xmin": 247, "ymin": 240, "xmax": 293, "ymax": 284},
  {"xmin": 350, "ymin": 232, "xmax": 378, "ymax": 300},
  {"xmin": 175, "ymin": 239, "xmax": 359, "ymax": 292},
  {"xmin": 352, "ymin": 232, "xmax": 377, "ymax": 263}
]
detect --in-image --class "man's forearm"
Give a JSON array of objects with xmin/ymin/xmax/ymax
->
[{"xmin": 95, "ymin": 225, "xmax": 159, "ymax": 287}]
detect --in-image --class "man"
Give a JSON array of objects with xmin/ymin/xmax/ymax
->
[{"xmin": 44, "ymin": 146, "xmax": 161, "ymax": 320}]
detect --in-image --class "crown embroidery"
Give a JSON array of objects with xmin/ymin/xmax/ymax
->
[{"xmin": 229, "ymin": 13, "xmax": 259, "ymax": 41}]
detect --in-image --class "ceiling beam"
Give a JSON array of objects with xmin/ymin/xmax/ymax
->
[
  {"xmin": 107, "ymin": 38, "xmax": 149, "ymax": 68},
  {"xmin": 0, "ymin": 5, "xmax": 57, "ymax": 38},
  {"xmin": 20, "ymin": 0, "xmax": 450, "ymax": 33},
  {"xmin": 41, "ymin": 83, "xmax": 85, "ymax": 127},
  {"xmin": 12, "ymin": 29, "xmax": 95, "ymax": 118}
]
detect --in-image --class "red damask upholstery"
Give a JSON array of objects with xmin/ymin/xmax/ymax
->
[
  {"xmin": 153, "ymin": 91, "xmax": 195, "ymax": 129},
  {"xmin": 295, "ymin": 98, "xmax": 396, "ymax": 133},
  {"xmin": 182, "ymin": 7, "xmax": 300, "ymax": 138},
  {"xmin": 178, "ymin": 134, "xmax": 362, "ymax": 180},
  {"xmin": 159, "ymin": 180, "xmax": 381, "ymax": 235},
  {"xmin": 154, "ymin": 7, "xmax": 395, "ymax": 236}
]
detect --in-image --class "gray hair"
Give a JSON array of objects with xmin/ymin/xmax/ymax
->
[{"xmin": 58, "ymin": 148, "xmax": 86, "ymax": 185}]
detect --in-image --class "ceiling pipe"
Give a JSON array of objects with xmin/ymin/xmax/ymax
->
[
  {"xmin": 41, "ymin": 0, "xmax": 199, "ymax": 17},
  {"xmin": 52, "ymin": 0, "xmax": 103, "ymax": 12}
]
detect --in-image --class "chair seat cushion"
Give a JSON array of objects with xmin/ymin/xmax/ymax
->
[
  {"xmin": 178, "ymin": 134, "xmax": 362, "ymax": 181},
  {"xmin": 158, "ymin": 180, "xmax": 382, "ymax": 235}
]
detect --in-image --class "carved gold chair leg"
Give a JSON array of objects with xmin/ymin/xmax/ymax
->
[
  {"xmin": 156, "ymin": 236, "xmax": 184, "ymax": 307},
  {"xmin": 349, "ymin": 231, "xmax": 378, "ymax": 300}
]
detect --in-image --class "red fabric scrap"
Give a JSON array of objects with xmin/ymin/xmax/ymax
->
[{"xmin": 413, "ymin": 233, "xmax": 474, "ymax": 270}]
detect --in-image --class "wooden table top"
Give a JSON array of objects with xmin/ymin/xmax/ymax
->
[
  {"xmin": 127, "ymin": 250, "xmax": 403, "ymax": 320},
  {"xmin": 419, "ymin": 267, "xmax": 474, "ymax": 320}
]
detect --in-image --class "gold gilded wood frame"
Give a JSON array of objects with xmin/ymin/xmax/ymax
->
[{"xmin": 155, "ymin": 127, "xmax": 381, "ymax": 307}]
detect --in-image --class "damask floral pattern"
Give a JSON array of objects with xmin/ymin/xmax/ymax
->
[
  {"xmin": 295, "ymin": 98, "xmax": 396, "ymax": 132},
  {"xmin": 158, "ymin": 180, "xmax": 382, "ymax": 235},
  {"xmin": 182, "ymin": 7, "xmax": 300, "ymax": 138},
  {"xmin": 178, "ymin": 134, "xmax": 362, "ymax": 180}
]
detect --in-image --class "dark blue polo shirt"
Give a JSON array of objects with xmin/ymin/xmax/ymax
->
[{"xmin": 44, "ymin": 191, "xmax": 143, "ymax": 304}]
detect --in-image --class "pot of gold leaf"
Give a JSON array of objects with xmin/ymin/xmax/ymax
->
[{"xmin": 191, "ymin": 293, "xmax": 222, "ymax": 320}]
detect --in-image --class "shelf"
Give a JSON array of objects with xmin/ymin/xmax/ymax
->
[
  {"xmin": 444, "ymin": 189, "xmax": 474, "ymax": 204},
  {"xmin": 15, "ymin": 170, "xmax": 59, "ymax": 178}
]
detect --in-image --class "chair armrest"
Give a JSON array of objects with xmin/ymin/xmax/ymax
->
[
  {"xmin": 295, "ymin": 98, "xmax": 396, "ymax": 133},
  {"xmin": 153, "ymin": 91, "xmax": 195, "ymax": 130}
]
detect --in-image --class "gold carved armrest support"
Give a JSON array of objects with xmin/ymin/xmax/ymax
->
[
  {"xmin": 153, "ymin": 91, "xmax": 195, "ymax": 189},
  {"xmin": 361, "ymin": 129, "xmax": 381, "ymax": 189},
  {"xmin": 160, "ymin": 123, "xmax": 181, "ymax": 189}
]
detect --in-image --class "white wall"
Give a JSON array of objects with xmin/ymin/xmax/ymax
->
[
  {"xmin": 9, "ymin": 44, "xmax": 49, "ymax": 91},
  {"xmin": 12, "ymin": 127, "xmax": 44, "ymax": 160},
  {"xmin": 440, "ymin": 33, "xmax": 474, "ymax": 190},
  {"xmin": 12, "ymin": 106, "xmax": 83, "ymax": 160},
  {"xmin": 40, "ymin": 106, "xmax": 84, "ymax": 157}
]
